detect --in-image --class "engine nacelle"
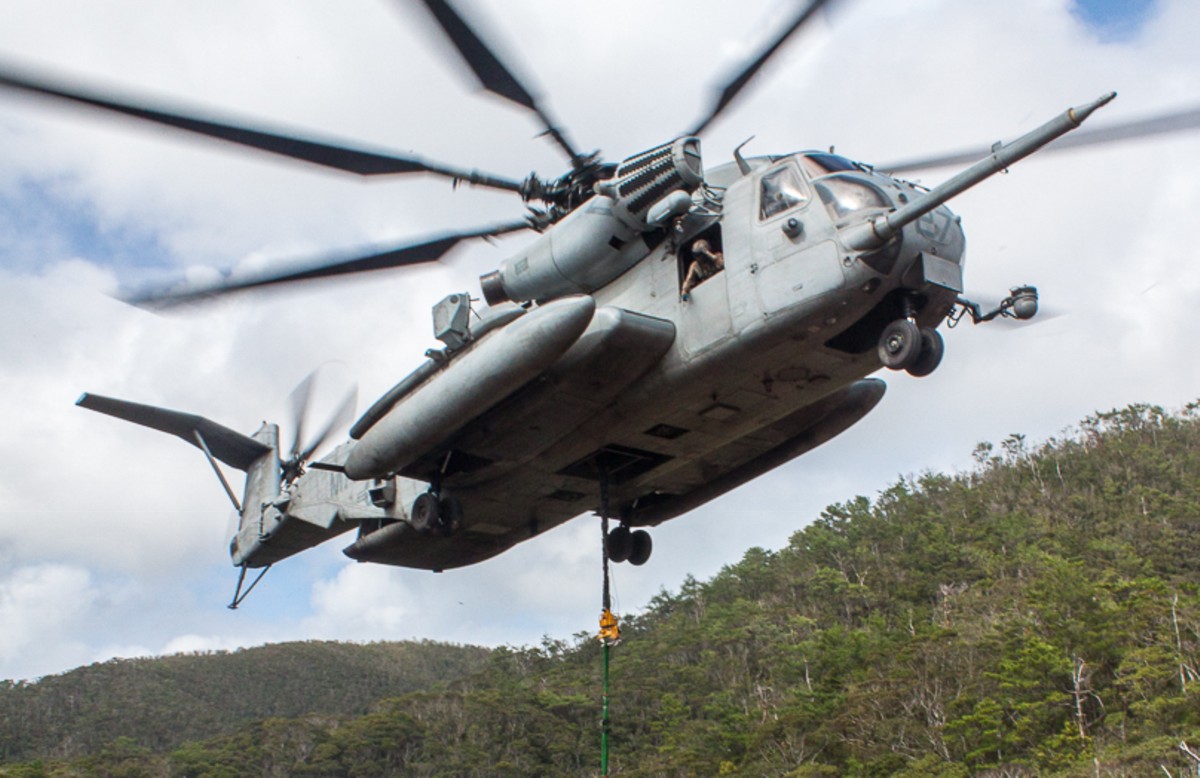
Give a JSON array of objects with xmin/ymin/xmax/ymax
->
[{"xmin": 481, "ymin": 137, "xmax": 703, "ymax": 304}]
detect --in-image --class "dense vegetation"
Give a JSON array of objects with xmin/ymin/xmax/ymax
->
[
  {"xmin": 0, "ymin": 641, "xmax": 491, "ymax": 764},
  {"xmin": 2, "ymin": 403, "xmax": 1198, "ymax": 776}
]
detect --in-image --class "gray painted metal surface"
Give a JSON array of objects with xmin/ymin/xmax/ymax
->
[
  {"xmin": 346, "ymin": 295, "xmax": 596, "ymax": 480},
  {"xmin": 76, "ymin": 95, "xmax": 1113, "ymax": 576}
]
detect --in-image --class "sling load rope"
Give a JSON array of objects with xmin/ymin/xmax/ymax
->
[{"xmin": 598, "ymin": 476, "xmax": 620, "ymax": 777}]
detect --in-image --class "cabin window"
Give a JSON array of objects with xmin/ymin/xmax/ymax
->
[{"xmin": 759, "ymin": 166, "xmax": 808, "ymax": 219}]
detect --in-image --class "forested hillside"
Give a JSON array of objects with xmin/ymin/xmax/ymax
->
[
  {"xmin": 2, "ymin": 403, "xmax": 1198, "ymax": 776},
  {"xmin": 0, "ymin": 641, "xmax": 490, "ymax": 763}
]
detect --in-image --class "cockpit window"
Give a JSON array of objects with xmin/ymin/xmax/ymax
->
[
  {"xmin": 814, "ymin": 174, "xmax": 889, "ymax": 220},
  {"xmin": 759, "ymin": 166, "xmax": 808, "ymax": 219},
  {"xmin": 799, "ymin": 153, "xmax": 861, "ymax": 178}
]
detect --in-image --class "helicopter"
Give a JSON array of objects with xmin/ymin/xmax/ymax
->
[{"xmin": 4, "ymin": 0, "xmax": 1197, "ymax": 606}]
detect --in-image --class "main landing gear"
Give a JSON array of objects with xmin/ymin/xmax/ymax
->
[
  {"xmin": 877, "ymin": 318, "xmax": 944, "ymax": 377},
  {"xmin": 606, "ymin": 524, "xmax": 653, "ymax": 566},
  {"xmin": 410, "ymin": 490, "xmax": 462, "ymax": 536}
]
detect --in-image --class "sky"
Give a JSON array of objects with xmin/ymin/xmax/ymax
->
[{"xmin": 0, "ymin": 0, "xmax": 1197, "ymax": 683}]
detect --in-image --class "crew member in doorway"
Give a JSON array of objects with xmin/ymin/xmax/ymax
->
[{"xmin": 681, "ymin": 238, "xmax": 724, "ymax": 301}]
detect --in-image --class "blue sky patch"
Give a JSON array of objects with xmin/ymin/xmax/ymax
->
[
  {"xmin": 0, "ymin": 178, "xmax": 175, "ymax": 275},
  {"xmin": 1070, "ymin": 0, "xmax": 1158, "ymax": 42}
]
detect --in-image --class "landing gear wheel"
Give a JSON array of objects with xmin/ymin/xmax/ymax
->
[
  {"xmin": 628, "ymin": 530, "xmax": 653, "ymax": 566},
  {"xmin": 607, "ymin": 525, "xmax": 632, "ymax": 563},
  {"xmin": 906, "ymin": 328, "xmax": 945, "ymax": 377},
  {"xmin": 877, "ymin": 319, "xmax": 922, "ymax": 370},
  {"xmin": 410, "ymin": 492, "xmax": 440, "ymax": 533}
]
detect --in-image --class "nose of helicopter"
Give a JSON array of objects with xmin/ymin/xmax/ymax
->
[{"xmin": 887, "ymin": 203, "xmax": 967, "ymax": 296}]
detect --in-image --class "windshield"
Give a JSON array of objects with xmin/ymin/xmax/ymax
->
[
  {"xmin": 759, "ymin": 166, "xmax": 809, "ymax": 219},
  {"xmin": 814, "ymin": 174, "xmax": 890, "ymax": 220}
]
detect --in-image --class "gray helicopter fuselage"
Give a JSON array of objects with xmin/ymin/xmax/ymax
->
[
  {"xmin": 240, "ymin": 150, "xmax": 966, "ymax": 572},
  {"xmin": 32, "ymin": 0, "xmax": 1128, "ymax": 597}
]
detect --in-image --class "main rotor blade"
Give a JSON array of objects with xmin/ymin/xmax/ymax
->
[
  {"xmin": 687, "ymin": 0, "xmax": 835, "ymax": 137},
  {"xmin": 122, "ymin": 220, "xmax": 530, "ymax": 308},
  {"xmin": 0, "ymin": 62, "xmax": 525, "ymax": 192},
  {"xmin": 415, "ymin": 0, "xmax": 584, "ymax": 167},
  {"xmin": 878, "ymin": 104, "xmax": 1200, "ymax": 174}
]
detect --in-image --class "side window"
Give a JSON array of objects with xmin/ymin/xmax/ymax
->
[
  {"xmin": 759, "ymin": 166, "xmax": 808, "ymax": 220},
  {"xmin": 678, "ymin": 226, "xmax": 724, "ymax": 298}
]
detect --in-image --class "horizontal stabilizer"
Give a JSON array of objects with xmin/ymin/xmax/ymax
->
[{"xmin": 76, "ymin": 392, "xmax": 270, "ymax": 470}]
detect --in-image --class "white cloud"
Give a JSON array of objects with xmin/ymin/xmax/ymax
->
[
  {"xmin": 0, "ymin": 565, "xmax": 95, "ymax": 674},
  {"xmin": 0, "ymin": 0, "xmax": 1196, "ymax": 681},
  {"xmin": 304, "ymin": 564, "xmax": 415, "ymax": 637},
  {"xmin": 158, "ymin": 634, "xmax": 252, "ymax": 657}
]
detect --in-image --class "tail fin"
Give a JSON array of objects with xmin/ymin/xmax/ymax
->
[
  {"xmin": 76, "ymin": 393, "xmax": 284, "ymax": 567},
  {"xmin": 231, "ymin": 423, "xmax": 282, "ymax": 567},
  {"xmin": 76, "ymin": 393, "xmax": 270, "ymax": 470}
]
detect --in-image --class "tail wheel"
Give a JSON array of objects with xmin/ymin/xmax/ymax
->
[
  {"xmin": 410, "ymin": 492, "xmax": 440, "ymax": 533},
  {"xmin": 607, "ymin": 526, "xmax": 632, "ymax": 563},
  {"xmin": 628, "ymin": 530, "xmax": 653, "ymax": 566},
  {"xmin": 877, "ymin": 319, "xmax": 922, "ymax": 370},
  {"xmin": 907, "ymin": 328, "xmax": 945, "ymax": 377}
]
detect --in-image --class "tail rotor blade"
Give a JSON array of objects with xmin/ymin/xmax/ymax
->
[
  {"xmin": 283, "ymin": 366, "xmax": 357, "ymax": 473},
  {"xmin": 286, "ymin": 371, "xmax": 318, "ymax": 461},
  {"xmin": 299, "ymin": 384, "xmax": 358, "ymax": 463}
]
